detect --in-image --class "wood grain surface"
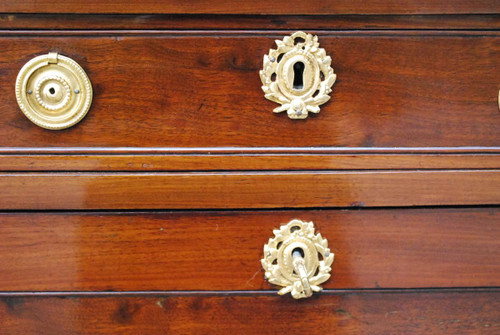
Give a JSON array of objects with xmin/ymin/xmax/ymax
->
[
  {"xmin": 1, "ymin": 0, "xmax": 499, "ymax": 15},
  {"xmin": 1, "ymin": 152, "xmax": 499, "ymax": 171},
  {"xmin": 0, "ymin": 33, "xmax": 499, "ymax": 149},
  {"xmin": 2, "ymin": 14, "xmax": 500, "ymax": 30},
  {"xmin": 0, "ymin": 208, "xmax": 498, "ymax": 291},
  {"xmin": 1, "ymin": 291, "xmax": 499, "ymax": 334},
  {"xmin": 1, "ymin": 6, "xmax": 498, "ymax": 335},
  {"xmin": 0, "ymin": 170, "xmax": 498, "ymax": 209}
]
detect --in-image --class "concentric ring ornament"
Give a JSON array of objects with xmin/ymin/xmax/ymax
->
[
  {"xmin": 15, "ymin": 52, "xmax": 93, "ymax": 130},
  {"xmin": 260, "ymin": 31, "xmax": 336, "ymax": 119}
]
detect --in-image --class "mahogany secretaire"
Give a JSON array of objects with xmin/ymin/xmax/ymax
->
[{"xmin": 0, "ymin": 1, "xmax": 499, "ymax": 334}]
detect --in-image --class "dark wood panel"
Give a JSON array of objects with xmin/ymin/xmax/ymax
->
[
  {"xmin": 1, "ymin": 291, "xmax": 499, "ymax": 334},
  {"xmin": 1, "ymin": 14, "xmax": 500, "ymax": 30},
  {"xmin": 0, "ymin": 0, "xmax": 499, "ymax": 14},
  {"xmin": 0, "ymin": 33, "xmax": 499, "ymax": 149},
  {"xmin": 1, "ymin": 153, "xmax": 499, "ymax": 171},
  {"xmin": 0, "ymin": 170, "xmax": 498, "ymax": 209},
  {"xmin": 0, "ymin": 209, "xmax": 498, "ymax": 291}
]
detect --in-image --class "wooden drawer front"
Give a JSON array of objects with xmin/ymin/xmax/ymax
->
[
  {"xmin": 1, "ymin": 32, "xmax": 499, "ymax": 149},
  {"xmin": 1, "ymin": 291, "xmax": 499, "ymax": 335},
  {"xmin": 0, "ymin": 208, "xmax": 498, "ymax": 291},
  {"xmin": 1, "ymin": 170, "xmax": 499, "ymax": 210}
]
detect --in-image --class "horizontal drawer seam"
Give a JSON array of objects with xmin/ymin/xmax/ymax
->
[{"xmin": 1, "ymin": 287, "xmax": 499, "ymax": 297}]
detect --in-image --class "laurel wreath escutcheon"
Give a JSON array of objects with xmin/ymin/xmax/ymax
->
[
  {"xmin": 261, "ymin": 219, "xmax": 335, "ymax": 299},
  {"xmin": 259, "ymin": 31, "xmax": 336, "ymax": 119}
]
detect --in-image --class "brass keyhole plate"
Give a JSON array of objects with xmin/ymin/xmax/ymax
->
[
  {"xmin": 15, "ymin": 52, "xmax": 92, "ymax": 130},
  {"xmin": 260, "ymin": 31, "xmax": 336, "ymax": 119},
  {"xmin": 262, "ymin": 219, "xmax": 334, "ymax": 299}
]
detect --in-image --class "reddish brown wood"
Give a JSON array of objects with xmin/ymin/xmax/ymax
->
[
  {"xmin": 0, "ymin": 170, "xmax": 498, "ymax": 209},
  {"xmin": 0, "ymin": 209, "xmax": 498, "ymax": 291},
  {"xmin": 1, "ymin": 14, "xmax": 499, "ymax": 30},
  {"xmin": 0, "ymin": 0, "xmax": 499, "ymax": 15},
  {"xmin": 4, "ymin": 147, "xmax": 500, "ymax": 154},
  {"xmin": 0, "ymin": 153, "xmax": 499, "ymax": 171},
  {"xmin": 0, "ymin": 5, "xmax": 497, "ymax": 334},
  {"xmin": 1, "ymin": 291, "xmax": 499, "ymax": 334},
  {"xmin": 0, "ymin": 33, "xmax": 499, "ymax": 149}
]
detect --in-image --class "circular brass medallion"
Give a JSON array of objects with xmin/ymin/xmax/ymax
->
[{"xmin": 15, "ymin": 52, "xmax": 92, "ymax": 130}]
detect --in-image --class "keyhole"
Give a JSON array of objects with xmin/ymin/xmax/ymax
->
[
  {"xmin": 293, "ymin": 62, "xmax": 304, "ymax": 90},
  {"xmin": 292, "ymin": 247, "xmax": 305, "ymax": 258},
  {"xmin": 48, "ymin": 87, "xmax": 56, "ymax": 95}
]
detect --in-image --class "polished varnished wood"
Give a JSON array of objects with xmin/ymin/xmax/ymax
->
[
  {"xmin": 0, "ymin": 32, "xmax": 499, "ymax": 149},
  {"xmin": 2, "ymin": 14, "xmax": 500, "ymax": 30},
  {"xmin": 1, "ymin": 152, "xmax": 499, "ymax": 171},
  {"xmin": 1, "ymin": 2, "xmax": 499, "ymax": 333},
  {"xmin": 1, "ymin": 291, "xmax": 499, "ymax": 334},
  {"xmin": 0, "ymin": 209, "xmax": 498, "ymax": 291},
  {"xmin": 1, "ymin": 0, "xmax": 499, "ymax": 15},
  {"xmin": 0, "ymin": 170, "xmax": 498, "ymax": 209}
]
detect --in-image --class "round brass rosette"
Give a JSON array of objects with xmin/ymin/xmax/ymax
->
[{"xmin": 15, "ymin": 52, "xmax": 93, "ymax": 130}]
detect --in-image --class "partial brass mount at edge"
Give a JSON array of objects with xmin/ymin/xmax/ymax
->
[{"xmin": 261, "ymin": 219, "xmax": 334, "ymax": 299}]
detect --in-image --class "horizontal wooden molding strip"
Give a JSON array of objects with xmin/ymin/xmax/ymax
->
[
  {"xmin": 2, "ymin": 288, "xmax": 499, "ymax": 297},
  {"xmin": 0, "ymin": 209, "xmax": 498, "ymax": 291},
  {"xmin": 0, "ymin": 170, "xmax": 498, "ymax": 209},
  {"xmin": 2, "ymin": 146, "xmax": 500, "ymax": 154},
  {"xmin": 0, "ymin": 0, "xmax": 499, "ymax": 15},
  {"xmin": 0, "ymin": 153, "xmax": 499, "ymax": 171},
  {"xmin": 1, "ymin": 14, "xmax": 500, "ymax": 30}
]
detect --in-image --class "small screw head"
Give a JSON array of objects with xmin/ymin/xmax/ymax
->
[
  {"xmin": 325, "ymin": 251, "xmax": 330, "ymax": 257},
  {"xmin": 27, "ymin": 89, "xmax": 33, "ymax": 95},
  {"xmin": 269, "ymin": 56, "xmax": 276, "ymax": 62},
  {"xmin": 74, "ymin": 89, "xmax": 80, "ymax": 94},
  {"xmin": 296, "ymin": 110, "xmax": 302, "ymax": 116}
]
